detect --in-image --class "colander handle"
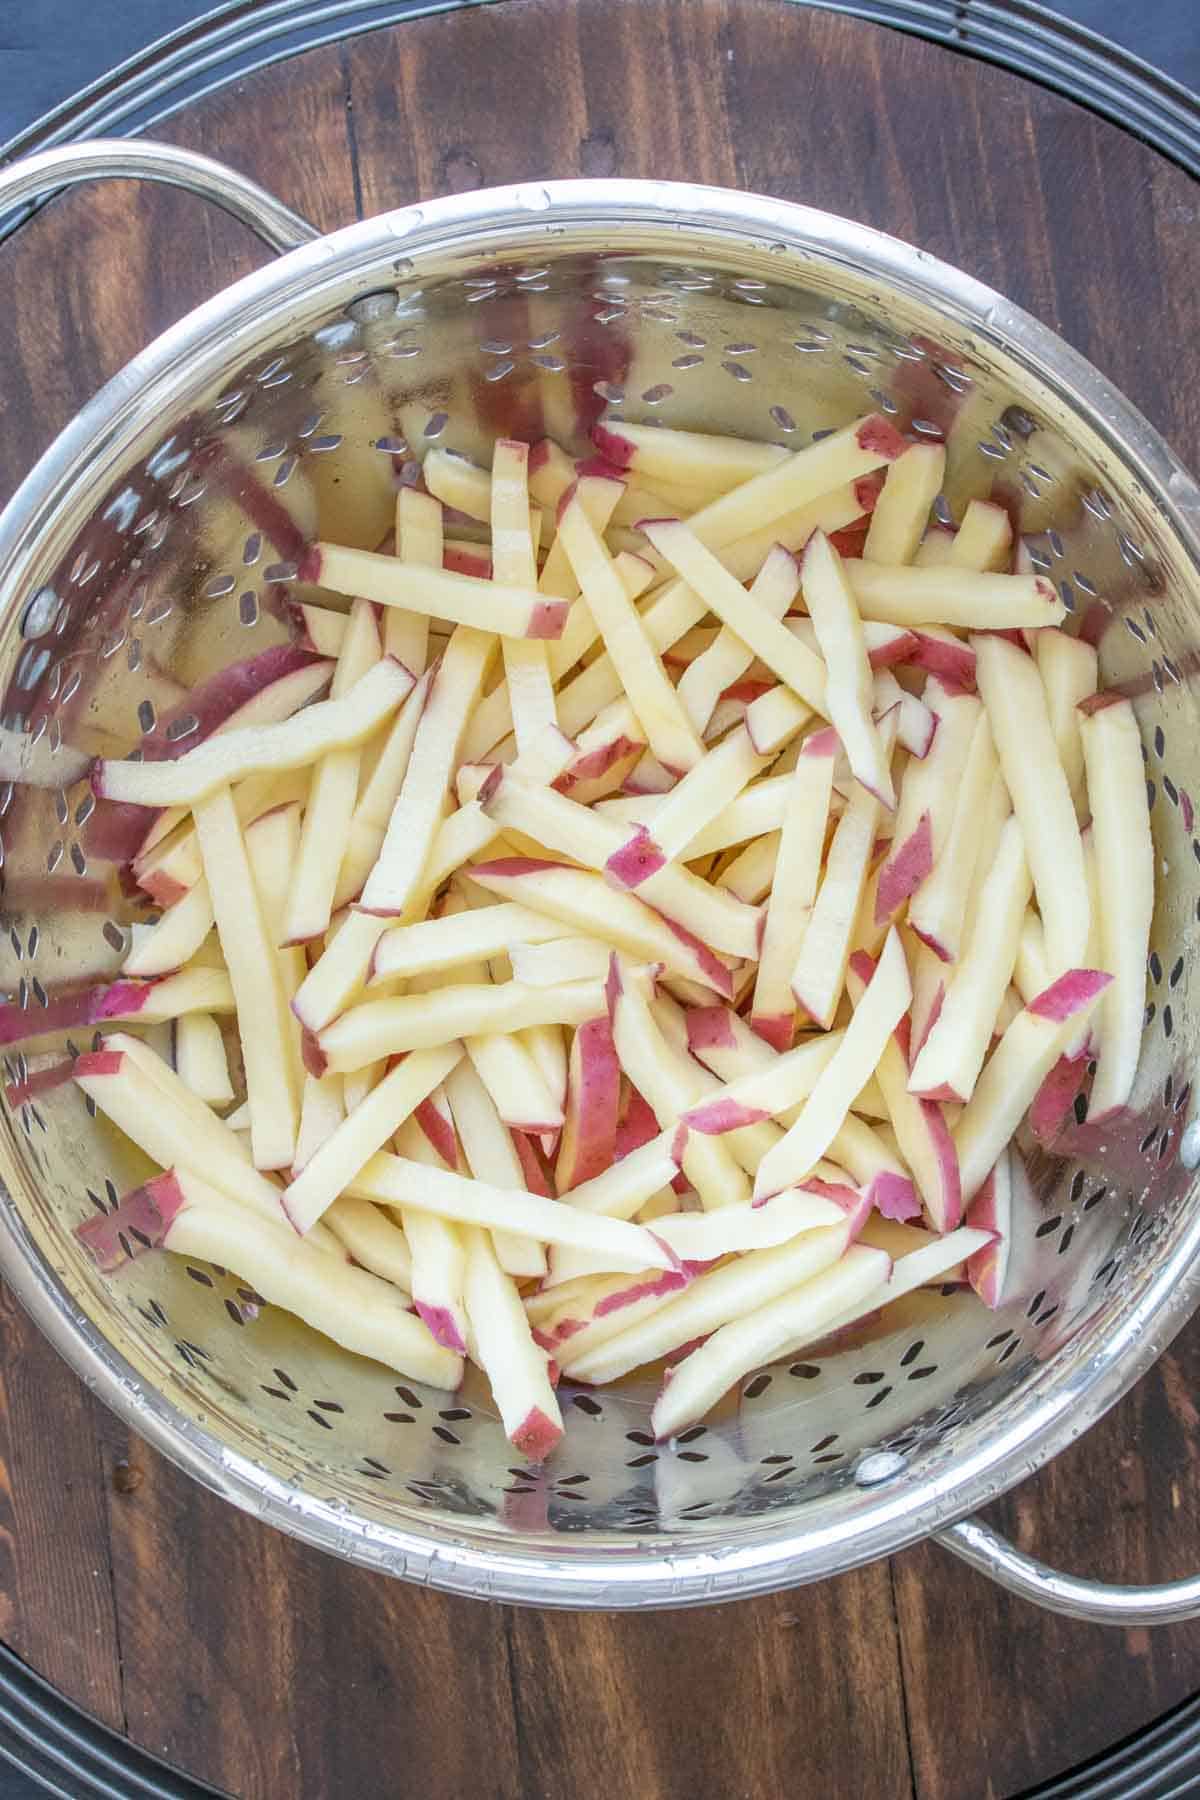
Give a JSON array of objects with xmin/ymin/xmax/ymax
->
[
  {"xmin": 935, "ymin": 1516, "xmax": 1200, "ymax": 1624},
  {"xmin": 0, "ymin": 139, "xmax": 319, "ymax": 253}
]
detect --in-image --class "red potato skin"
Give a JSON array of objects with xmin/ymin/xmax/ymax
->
[
  {"xmin": 442, "ymin": 545, "xmax": 492, "ymax": 579},
  {"xmin": 588, "ymin": 424, "xmax": 635, "ymax": 470},
  {"xmin": 652, "ymin": 912, "xmax": 735, "ymax": 1001},
  {"xmin": 414, "ymin": 1096, "xmax": 459, "ymax": 1170},
  {"xmin": 965, "ymin": 1166, "xmax": 1007, "ymax": 1307},
  {"xmin": 527, "ymin": 600, "xmax": 570, "ymax": 641},
  {"xmin": 75, "ymin": 1168, "xmax": 188, "ymax": 1272},
  {"xmin": 802, "ymin": 725, "xmax": 840, "ymax": 759},
  {"xmin": 855, "ymin": 416, "xmax": 908, "ymax": 460},
  {"xmin": 5, "ymin": 1058, "xmax": 77, "ymax": 1109},
  {"xmin": 683, "ymin": 1096, "xmax": 771, "ymax": 1135},
  {"xmin": 867, "ymin": 1171, "xmax": 922, "ymax": 1221},
  {"xmin": 1028, "ymin": 969, "xmax": 1112, "ymax": 1022},
  {"xmin": 1029, "ymin": 1055, "xmax": 1088, "ymax": 1146},
  {"xmin": 854, "ymin": 470, "xmax": 886, "ymax": 514},
  {"xmin": 0, "ymin": 975, "xmax": 174, "ymax": 1048},
  {"xmin": 512, "ymin": 1129, "xmax": 556, "ymax": 1197},
  {"xmin": 686, "ymin": 1006, "xmax": 738, "ymax": 1055},
  {"xmin": 300, "ymin": 1027, "xmax": 328, "ymax": 1079},
  {"xmin": 614, "ymin": 1086, "xmax": 660, "ymax": 1160},
  {"xmin": 414, "ymin": 1302, "xmax": 468, "ymax": 1355},
  {"xmin": 749, "ymin": 1013, "xmax": 794, "ymax": 1054},
  {"xmin": 905, "ymin": 631, "xmax": 977, "ymax": 693},
  {"xmin": 605, "ymin": 827, "xmax": 667, "ymax": 890},
  {"xmin": 875, "ymin": 811, "xmax": 934, "ymax": 925},
  {"xmin": 510, "ymin": 1405, "xmax": 563, "ymax": 1462},
  {"xmin": 555, "ymin": 1016, "xmax": 620, "ymax": 1191},
  {"xmin": 593, "ymin": 1267, "xmax": 690, "ymax": 1319}
]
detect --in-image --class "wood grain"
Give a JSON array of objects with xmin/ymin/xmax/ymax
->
[{"xmin": 1, "ymin": 3, "xmax": 1200, "ymax": 1796}]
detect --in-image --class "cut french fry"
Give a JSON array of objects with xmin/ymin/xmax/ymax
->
[
  {"xmin": 493, "ymin": 439, "xmax": 558, "ymax": 754},
  {"xmin": 73, "ymin": 1038, "xmax": 289, "ymax": 1224},
  {"xmin": 592, "ymin": 419, "xmax": 788, "ymax": 488},
  {"xmin": 168, "ymin": 1195, "xmax": 460, "ymax": 1387},
  {"xmin": 478, "ymin": 771, "xmax": 761, "ymax": 961},
  {"xmin": 909, "ymin": 817, "xmax": 1031, "ymax": 1102},
  {"xmin": 174, "ymin": 1012, "xmax": 234, "ymax": 1106},
  {"xmin": 847, "ymin": 561, "xmax": 1066, "ymax": 628},
  {"xmin": 1079, "ymin": 698, "xmax": 1154, "ymax": 1118},
  {"xmin": 294, "ymin": 1071, "xmax": 345, "ymax": 1172},
  {"xmin": 349, "ymin": 1151, "xmax": 677, "ymax": 1271},
  {"xmin": 359, "ymin": 626, "xmax": 495, "ymax": 916},
  {"xmin": 94, "ymin": 658, "xmax": 414, "ymax": 808},
  {"xmin": 510, "ymin": 937, "xmax": 613, "ymax": 988},
  {"xmin": 317, "ymin": 978, "xmax": 606, "ymax": 1073},
  {"xmin": 283, "ymin": 598, "xmax": 381, "ymax": 943},
  {"xmin": 641, "ymin": 517, "xmax": 829, "ymax": 716},
  {"xmin": 606, "ymin": 726, "xmax": 767, "ymax": 884},
  {"xmin": 388, "ymin": 485, "xmax": 442, "ymax": 671},
  {"xmin": 283, "ymin": 1042, "xmax": 464, "ymax": 1234},
  {"xmin": 123, "ymin": 879, "xmax": 215, "ymax": 978},
  {"xmin": 974, "ymin": 633, "xmax": 1089, "ymax": 977},
  {"xmin": 755, "ymin": 928, "xmax": 910, "ymax": 1199},
  {"xmin": 955, "ymin": 970, "xmax": 1111, "ymax": 1201},
  {"xmin": 681, "ymin": 1030, "xmax": 843, "ymax": 1135},
  {"xmin": 651, "ymin": 1244, "xmax": 891, "ymax": 1439},
  {"xmin": 751, "ymin": 731, "xmax": 837, "ymax": 1049},
  {"xmin": 556, "ymin": 481, "xmax": 704, "ymax": 772},
  {"xmin": 676, "ymin": 542, "xmax": 799, "ymax": 734},
  {"xmin": 1037, "ymin": 628, "xmax": 1098, "ymax": 820},
  {"xmin": 466, "ymin": 1031, "xmax": 564, "ymax": 1135},
  {"xmin": 298, "ymin": 540, "xmax": 567, "ymax": 640},
  {"xmin": 469, "ymin": 858, "xmax": 735, "ymax": 996},
  {"xmin": 790, "ymin": 714, "xmax": 897, "ymax": 1029},
  {"xmin": 323, "ymin": 1197, "xmax": 413, "ymax": 1292},
  {"xmin": 559, "ymin": 1220, "xmax": 856, "ymax": 1383},
  {"xmin": 371, "ymin": 902, "xmax": 568, "ymax": 985},
  {"xmin": 464, "ymin": 1227, "xmax": 562, "ymax": 1459},
  {"xmin": 443, "ymin": 1058, "xmax": 546, "ymax": 1277},
  {"xmin": 801, "ymin": 530, "xmax": 895, "ymax": 804},
  {"xmin": 907, "ymin": 710, "xmax": 997, "ymax": 963},
  {"xmin": 862, "ymin": 442, "xmax": 946, "ymax": 566},
  {"xmin": 194, "ymin": 786, "xmax": 299, "ymax": 1170}
]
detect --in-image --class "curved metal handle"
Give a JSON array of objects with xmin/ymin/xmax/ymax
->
[
  {"xmin": 0, "ymin": 138, "xmax": 320, "ymax": 254},
  {"xmin": 935, "ymin": 1517, "xmax": 1200, "ymax": 1625}
]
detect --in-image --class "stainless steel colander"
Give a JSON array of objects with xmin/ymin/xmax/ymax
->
[{"xmin": 1, "ymin": 141, "xmax": 1199, "ymax": 1620}]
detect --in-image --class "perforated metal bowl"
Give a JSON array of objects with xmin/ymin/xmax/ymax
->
[{"xmin": 1, "ymin": 143, "xmax": 1199, "ymax": 1619}]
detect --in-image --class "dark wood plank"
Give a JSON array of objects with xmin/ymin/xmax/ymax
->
[
  {"xmin": 0, "ymin": 1285, "xmax": 123, "ymax": 1730},
  {"xmin": 1, "ymin": 4, "xmax": 1200, "ymax": 1797}
]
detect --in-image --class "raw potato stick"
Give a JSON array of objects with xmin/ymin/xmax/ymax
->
[
  {"xmin": 388, "ymin": 485, "xmax": 442, "ymax": 672},
  {"xmin": 174, "ymin": 1012, "xmax": 234, "ymax": 1106},
  {"xmin": 123, "ymin": 878, "xmax": 215, "ymax": 977},
  {"xmin": 651, "ymin": 1244, "xmax": 890, "ymax": 1439},
  {"xmin": 559, "ymin": 1221, "xmax": 856, "ymax": 1383},
  {"xmin": 94, "ymin": 658, "xmax": 413, "ymax": 807},
  {"xmin": 297, "ymin": 540, "xmax": 568, "ymax": 640},
  {"xmin": 756, "ymin": 928, "xmax": 911, "ymax": 1198},
  {"xmin": 464, "ymin": 1226, "xmax": 563, "ymax": 1459},
  {"xmin": 283, "ymin": 598, "xmax": 381, "ymax": 943},
  {"xmin": 1079, "ymin": 698, "xmax": 1154, "ymax": 1117},
  {"xmin": 862, "ymin": 442, "xmax": 946, "ymax": 566},
  {"xmin": 751, "ymin": 732, "xmax": 836, "ymax": 1048},
  {"xmin": 800, "ymin": 531, "xmax": 895, "ymax": 804},
  {"xmin": 556, "ymin": 482, "xmax": 705, "ymax": 772},
  {"xmin": 974, "ymin": 633, "xmax": 1090, "ymax": 977},
  {"xmin": 167, "ymin": 1196, "xmax": 461, "ymax": 1389},
  {"xmin": 444, "ymin": 1057, "xmax": 546, "ymax": 1278},
  {"xmin": 283, "ymin": 1042, "xmax": 464, "ymax": 1233},
  {"xmin": 194, "ymin": 786, "xmax": 299, "ymax": 1170},
  {"xmin": 846, "ymin": 561, "xmax": 1066, "ymax": 628},
  {"xmin": 323, "ymin": 1197, "xmax": 413, "ymax": 1292},
  {"xmin": 676, "ymin": 542, "xmax": 799, "ymax": 734},
  {"xmin": 493, "ymin": 440, "xmax": 558, "ymax": 753},
  {"xmin": 317, "ymin": 978, "xmax": 607, "ymax": 1072},
  {"xmin": 640, "ymin": 518, "xmax": 829, "ymax": 715},
  {"xmin": 359, "ymin": 625, "xmax": 494, "ymax": 916},
  {"xmin": 348, "ymin": 1152, "xmax": 679, "ymax": 1271}
]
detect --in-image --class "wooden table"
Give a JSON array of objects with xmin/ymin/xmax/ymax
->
[{"xmin": 2, "ymin": 2, "xmax": 1200, "ymax": 1794}]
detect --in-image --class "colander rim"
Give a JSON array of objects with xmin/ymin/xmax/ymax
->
[{"xmin": 3, "ymin": 175, "xmax": 1200, "ymax": 1606}]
